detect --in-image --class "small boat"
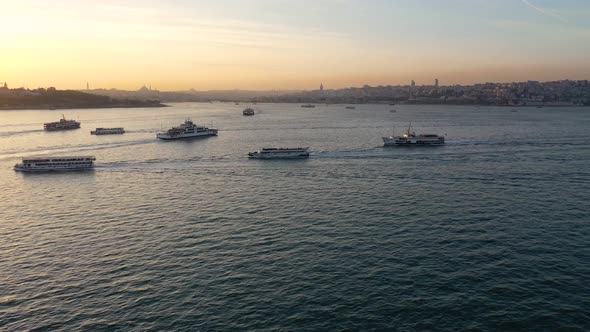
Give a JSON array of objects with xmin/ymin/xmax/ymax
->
[
  {"xmin": 301, "ymin": 104, "xmax": 316, "ymax": 108},
  {"xmin": 43, "ymin": 114, "xmax": 80, "ymax": 131},
  {"xmin": 242, "ymin": 108, "xmax": 255, "ymax": 116},
  {"xmin": 345, "ymin": 106, "xmax": 356, "ymax": 109},
  {"xmin": 157, "ymin": 119, "xmax": 218, "ymax": 140},
  {"xmin": 91, "ymin": 127, "xmax": 125, "ymax": 135},
  {"xmin": 248, "ymin": 147, "xmax": 310, "ymax": 159},
  {"xmin": 383, "ymin": 123, "xmax": 444, "ymax": 146},
  {"xmin": 14, "ymin": 156, "xmax": 96, "ymax": 172},
  {"xmin": 390, "ymin": 109, "xmax": 397, "ymax": 113}
]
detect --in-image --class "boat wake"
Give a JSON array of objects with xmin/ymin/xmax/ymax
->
[
  {"xmin": 311, "ymin": 147, "xmax": 389, "ymax": 159},
  {"xmin": 0, "ymin": 129, "xmax": 45, "ymax": 138},
  {"xmin": 124, "ymin": 128, "xmax": 161, "ymax": 134},
  {"xmin": 449, "ymin": 137, "xmax": 590, "ymax": 147},
  {"xmin": 0, "ymin": 139, "xmax": 156, "ymax": 161}
]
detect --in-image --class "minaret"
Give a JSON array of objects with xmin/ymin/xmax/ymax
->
[{"xmin": 409, "ymin": 80, "xmax": 415, "ymax": 99}]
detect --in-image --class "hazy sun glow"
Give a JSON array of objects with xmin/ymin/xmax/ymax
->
[{"xmin": 1, "ymin": 0, "xmax": 589, "ymax": 90}]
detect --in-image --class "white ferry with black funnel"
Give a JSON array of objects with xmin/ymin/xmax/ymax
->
[
  {"xmin": 14, "ymin": 156, "xmax": 96, "ymax": 172},
  {"xmin": 383, "ymin": 123, "xmax": 445, "ymax": 146},
  {"xmin": 156, "ymin": 119, "xmax": 218, "ymax": 140},
  {"xmin": 248, "ymin": 147, "xmax": 310, "ymax": 159},
  {"xmin": 43, "ymin": 115, "xmax": 80, "ymax": 131}
]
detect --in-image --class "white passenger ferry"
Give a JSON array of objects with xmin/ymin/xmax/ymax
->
[
  {"xmin": 14, "ymin": 156, "xmax": 96, "ymax": 172},
  {"xmin": 156, "ymin": 119, "xmax": 218, "ymax": 140},
  {"xmin": 248, "ymin": 147, "xmax": 310, "ymax": 159},
  {"xmin": 44, "ymin": 115, "xmax": 80, "ymax": 131},
  {"xmin": 91, "ymin": 128, "xmax": 125, "ymax": 135},
  {"xmin": 383, "ymin": 124, "xmax": 445, "ymax": 146}
]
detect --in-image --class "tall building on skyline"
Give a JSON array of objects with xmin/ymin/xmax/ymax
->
[
  {"xmin": 435, "ymin": 78, "xmax": 439, "ymax": 87},
  {"xmin": 320, "ymin": 83, "xmax": 324, "ymax": 91}
]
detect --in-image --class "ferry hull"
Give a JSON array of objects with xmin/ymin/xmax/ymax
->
[
  {"xmin": 248, "ymin": 154, "xmax": 309, "ymax": 160},
  {"xmin": 156, "ymin": 131, "xmax": 218, "ymax": 140},
  {"xmin": 14, "ymin": 166, "xmax": 95, "ymax": 172},
  {"xmin": 382, "ymin": 137, "xmax": 444, "ymax": 146},
  {"xmin": 44, "ymin": 126, "xmax": 80, "ymax": 131},
  {"xmin": 248, "ymin": 147, "xmax": 310, "ymax": 159},
  {"xmin": 91, "ymin": 130, "xmax": 125, "ymax": 135}
]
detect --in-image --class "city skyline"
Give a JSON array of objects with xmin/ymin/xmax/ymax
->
[{"xmin": 2, "ymin": 0, "xmax": 590, "ymax": 90}]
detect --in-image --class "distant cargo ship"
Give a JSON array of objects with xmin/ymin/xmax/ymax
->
[
  {"xmin": 14, "ymin": 156, "xmax": 96, "ymax": 172},
  {"xmin": 91, "ymin": 128, "xmax": 125, "ymax": 135},
  {"xmin": 156, "ymin": 119, "xmax": 218, "ymax": 140},
  {"xmin": 301, "ymin": 104, "xmax": 316, "ymax": 108},
  {"xmin": 43, "ymin": 115, "xmax": 80, "ymax": 131},
  {"xmin": 383, "ymin": 124, "xmax": 444, "ymax": 146}
]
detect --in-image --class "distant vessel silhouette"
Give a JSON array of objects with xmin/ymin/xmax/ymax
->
[
  {"xmin": 91, "ymin": 128, "xmax": 125, "ymax": 135},
  {"xmin": 248, "ymin": 147, "xmax": 310, "ymax": 159},
  {"xmin": 383, "ymin": 123, "xmax": 444, "ymax": 146},
  {"xmin": 43, "ymin": 114, "xmax": 80, "ymax": 131},
  {"xmin": 157, "ymin": 119, "xmax": 218, "ymax": 140},
  {"xmin": 14, "ymin": 156, "xmax": 96, "ymax": 172}
]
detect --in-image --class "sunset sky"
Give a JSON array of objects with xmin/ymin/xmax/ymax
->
[{"xmin": 1, "ymin": 0, "xmax": 589, "ymax": 90}]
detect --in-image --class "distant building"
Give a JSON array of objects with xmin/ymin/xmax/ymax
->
[
  {"xmin": 435, "ymin": 78, "xmax": 439, "ymax": 87},
  {"xmin": 411, "ymin": 80, "xmax": 416, "ymax": 87},
  {"xmin": 320, "ymin": 83, "xmax": 324, "ymax": 91}
]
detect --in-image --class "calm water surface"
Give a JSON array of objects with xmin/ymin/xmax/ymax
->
[{"xmin": 1, "ymin": 103, "xmax": 589, "ymax": 330}]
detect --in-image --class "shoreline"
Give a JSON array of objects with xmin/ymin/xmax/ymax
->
[
  {"xmin": 0, "ymin": 102, "xmax": 588, "ymax": 110},
  {"xmin": 0, "ymin": 103, "xmax": 169, "ymax": 111}
]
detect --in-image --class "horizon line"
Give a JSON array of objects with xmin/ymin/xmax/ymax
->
[{"xmin": 3, "ymin": 78, "xmax": 589, "ymax": 93}]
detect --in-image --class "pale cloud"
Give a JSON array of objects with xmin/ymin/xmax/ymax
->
[{"xmin": 521, "ymin": 0, "xmax": 569, "ymax": 23}]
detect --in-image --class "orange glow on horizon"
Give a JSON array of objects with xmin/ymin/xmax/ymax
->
[{"xmin": 1, "ymin": 1, "xmax": 588, "ymax": 91}]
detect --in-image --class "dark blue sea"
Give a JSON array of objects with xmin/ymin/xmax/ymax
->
[{"xmin": 1, "ymin": 103, "xmax": 589, "ymax": 331}]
